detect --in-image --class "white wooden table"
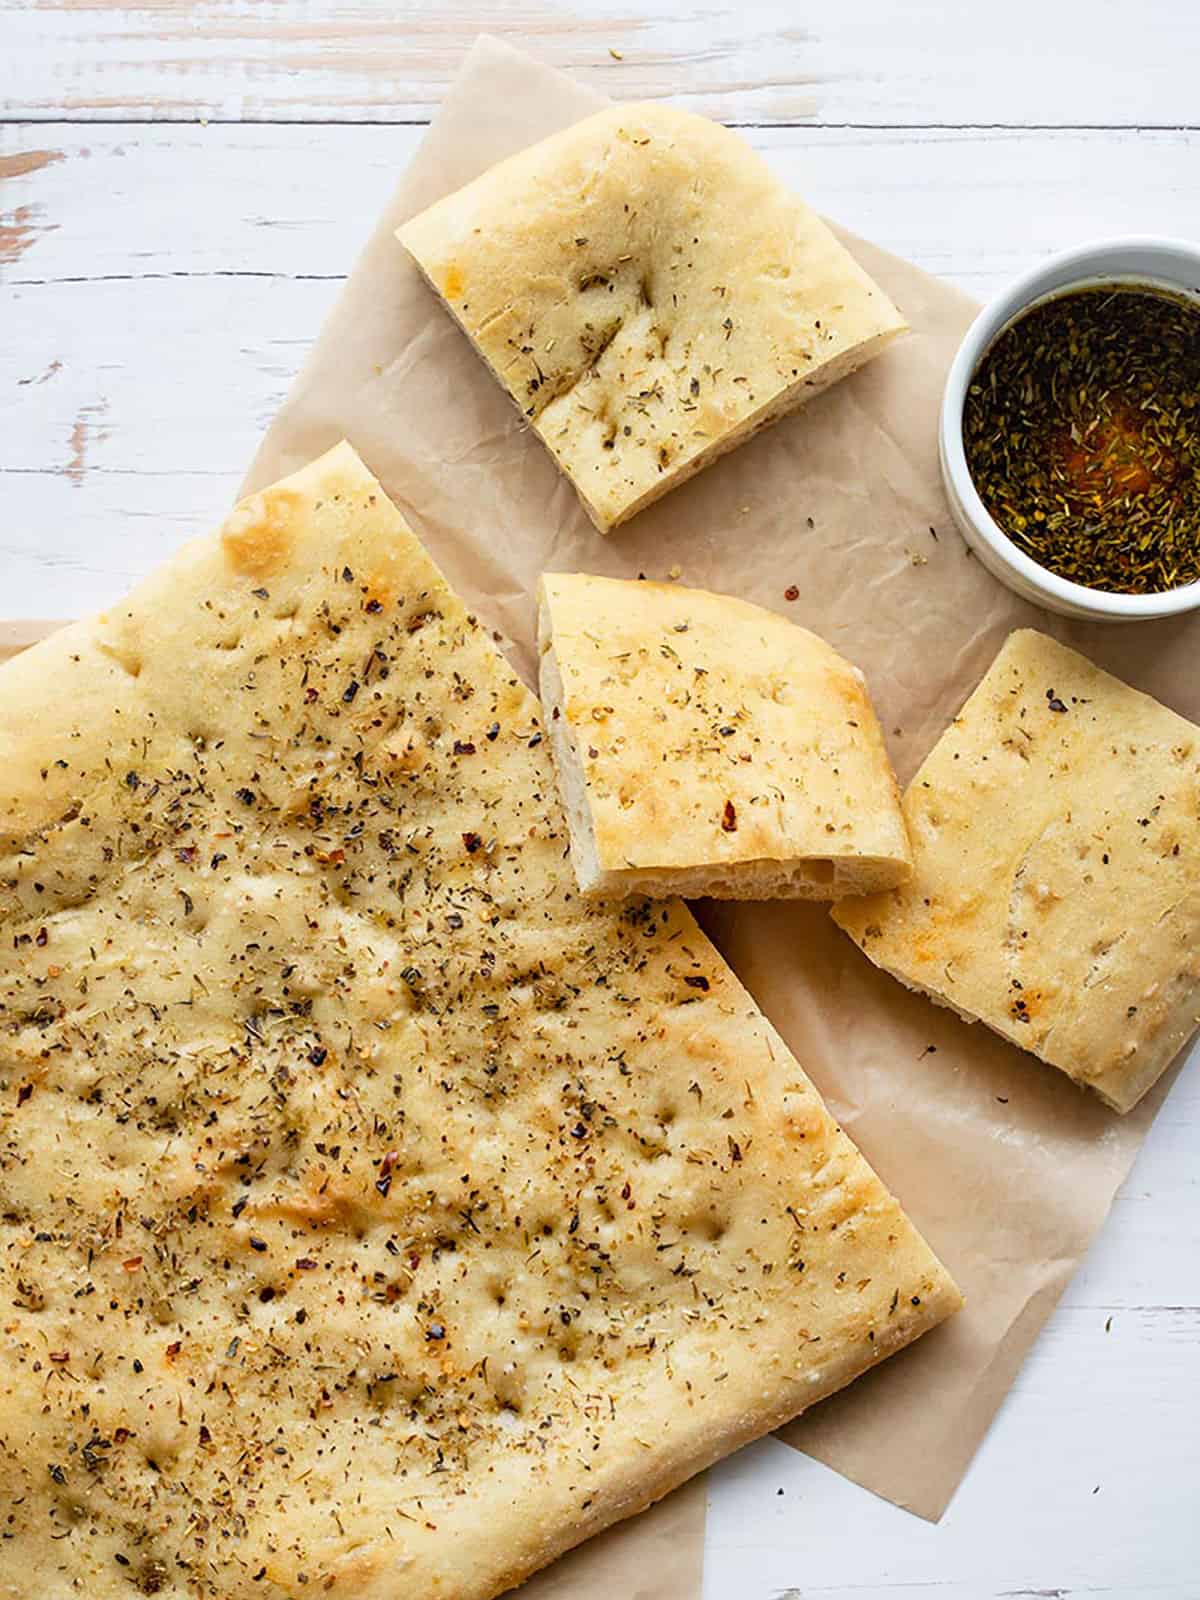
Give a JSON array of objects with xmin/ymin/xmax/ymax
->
[{"xmin": 3, "ymin": 5, "xmax": 1198, "ymax": 1596}]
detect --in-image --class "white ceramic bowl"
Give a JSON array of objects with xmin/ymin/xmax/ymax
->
[{"xmin": 938, "ymin": 236, "xmax": 1200, "ymax": 622}]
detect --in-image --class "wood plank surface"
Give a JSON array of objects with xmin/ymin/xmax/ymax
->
[{"xmin": 4, "ymin": 0, "xmax": 1200, "ymax": 126}]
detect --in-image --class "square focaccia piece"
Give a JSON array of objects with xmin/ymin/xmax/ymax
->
[
  {"xmin": 398, "ymin": 103, "xmax": 907, "ymax": 532},
  {"xmin": 834, "ymin": 629, "xmax": 1200, "ymax": 1113},
  {"xmin": 538, "ymin": 572, "xmax": 912, "ymax": 900}
]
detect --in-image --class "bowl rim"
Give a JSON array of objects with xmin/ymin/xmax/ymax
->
[{"xmin": 939, "ymin": 233, "xmax": 1200, "ymax": 621}]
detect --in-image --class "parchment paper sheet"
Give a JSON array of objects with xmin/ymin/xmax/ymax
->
[{"xmin": 236, "ymin": 36, "xmax": 1200, "ymax": 1526}]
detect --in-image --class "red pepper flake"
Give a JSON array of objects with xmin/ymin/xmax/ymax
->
[
  {"xmin": 295, "ymin": 1257, "xmax": 318, "ymax": 1271},
  {"xmin": 376, "ymin": 1150, "xmax": 399, "ymax": 1198},
  {"xmin": 122, "ymin": 1257, "xmax": 143, "ymax": 1273},
  {"xmin": 113, "ymin": 1427, "xmax": 131, "ymax": 1445},
  {"xmin": 721, "ymin": 800, "xmax": 738, "ymax": 832},
  {"xmin": 16, "ymin": 1083, "xmax": 32, "ymax": 1107},
  {"xmin": 177, "ymin": 846, "xmax": 197, "ymax": 864},
  {"xmin": 462, "ymin": 831, "xmax": 482, "ymax": 854},
  {"xmin": 408, "ymin": 1253, "xmax": 421, "ymax": 1271},
  {"xmin": 46, "ymin": 965, "xmax": 62, "ymax": 978},
  {"xmin": 784, "ymin": 585, "xmax": 800, "ymax": 602},
  {"xmin": 304, "ymin": 687, "xmax": 319, "ymax": 704},
  {"xmin": 48, "ymin": 1351, "xmax": 70, "ymax": 1364},
  {"xmin": 683, "ymin": 974, "xmax": 709, "ymax": 991},
  {"xmin": 165, "ymin": 1340, "xmax": 182, "ymax": 1359}
]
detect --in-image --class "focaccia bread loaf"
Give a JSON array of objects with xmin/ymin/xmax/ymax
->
[
  {"xmin": 0, "ymin": 445, "xmax": 959, "ymax": 1600},
  {"xmin": 538, "ymin": 572, "xmax": 912, "ymax": 901},
  {"xmin": 397, "ymin": 103, "xmax": 907, "ymax": 532},
  {"xmin": 834, "ymin": 629, "xmax": 1200, "ymax": 1113}
]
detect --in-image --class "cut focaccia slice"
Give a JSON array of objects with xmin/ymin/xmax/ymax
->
[
  {"xmin": 538, "ymin": 572, "xmax": 912, "ymax": 900},
  {"xmin": 0, "ymin": 444, "xmax": 959, "ymax": 1600},
  {"xmin": 397, "ymin": 103, "xmax": 907, "ymax": 532},
  {"xmin": 834, "ymin": 629, "xmax": 1200, "ymax": 1113}
]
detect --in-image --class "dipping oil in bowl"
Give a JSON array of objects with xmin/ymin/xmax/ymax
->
[{"xmin": 962, "ymin": 285, "xmax": 1200, "ymax": 595}]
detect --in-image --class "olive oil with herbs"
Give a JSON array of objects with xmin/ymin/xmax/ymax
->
[{"xmin": 963, "ymin": 284, "xmax": 1200, "ymax": 594}]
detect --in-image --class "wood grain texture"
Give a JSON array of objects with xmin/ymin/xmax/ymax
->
[
  {"xmin": 4, "ymin": 9, "xmax": 1200, "ymax": 1593},
  {"xmin": 5, "ymin": 0, "xmax": 1200, "ymax": 126}
]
